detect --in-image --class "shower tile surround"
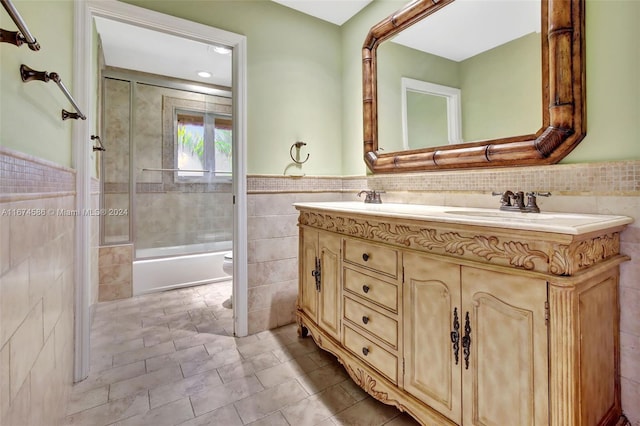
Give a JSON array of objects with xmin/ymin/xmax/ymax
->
[
  {"xmin": 0, "ymin": 147, "xmax": 79, "ymax": 425},
  {"xmin": 102, "ymin": 78, "xmax": 233, "ymax": 250}
]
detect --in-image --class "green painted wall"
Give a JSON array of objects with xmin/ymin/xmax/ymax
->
[
  {"xmin": 121, "ymin": 0, "xmax": 344, "ymax": 176},
  {"xmin": 377, "ymin": 42, "xmax": 458, "ymax": 152},
  {"xmin": 341, "ymin": 0, "xmax": 640, "ymax": 174},
  {"xmin": 567, "ymin": 0, "xmax": 640, "ymax": 163},
  {"xmin": 340, "ymin": 0, "xmax": 406, "ymax": 176},
  {"xmin": 459, "ymin": 33, "xmax": 541, "ymax": 142},
  {"xmin": 407, "ymin": 91, "xmax": 449, "ymax": 149},
  {"xmin": 372, "ymin": 31, "xmax": 540, "ymax": 152},
  {"xmin": 0, "ymin": 0, "xmax": 74, "ymax": 167},
  {"xmin": 1, "ymin": 0, "xmax": 638, "ymax": 174}
]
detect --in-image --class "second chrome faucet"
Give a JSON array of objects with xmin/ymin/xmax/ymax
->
[
  {"xmin": 358, "ymin": 189, "xmax": 384, "ymax": 204},
  {"xmin": 492, "ymin": 191, "xmax": 551, "ymax": 213}
]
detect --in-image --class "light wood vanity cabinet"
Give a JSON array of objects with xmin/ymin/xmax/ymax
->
[
  {"xmin": 295, "ymin": 203, "xmax": 631, "ymax": 426},
  {"xmin": 341, "ymin": 238, "xmax": 402, "ymax": 385},
  {"xmin": 299, "ymin": 227, "xmax": 341, "ymax": 341},
  {"xmin": 404, "ymin": 255, "xmax": 549, "ymax": 425},
  {"xmin": 403, "ymin": 254, "xmax": 462, "ymax": 421}
]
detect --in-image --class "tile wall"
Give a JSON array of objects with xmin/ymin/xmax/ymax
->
[
  {"xmin": 246, "ymin": 176, "xmax": 366, "ymax": 334},
  {"xmin": 98, "ymin": 244, "xmax": 133, "ymax": 302},
  {"xmin": 248, "ymin": 160, "xmax": 639, "ymax": 424},
  {"xmin": 0, "ymin": 147, "xmax": 77, "ymax": 425}
]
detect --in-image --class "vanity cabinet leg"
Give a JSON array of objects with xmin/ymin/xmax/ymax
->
[{"xmin": 297, "ymin": 321, "xmax": 309, "ymax": 338}]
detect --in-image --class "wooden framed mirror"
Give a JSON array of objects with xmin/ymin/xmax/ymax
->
[{"xmin": 362, "ymin": 0, "xmax": 585, "ymax": 173}]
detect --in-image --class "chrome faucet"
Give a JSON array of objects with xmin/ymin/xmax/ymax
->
[
  {"xmin": 524, "ymin": 191, "xmax": 551, "ymax": 213},
  {"xmin": 492, "ymin": 191, "xmax": 551, "ymax": 212},
  {"xmin": 358, "ymin": 189, "xmax": 384, "ymax": 204}
]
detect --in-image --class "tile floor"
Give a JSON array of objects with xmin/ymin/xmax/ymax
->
[{"xmin": 64, "ymin": 281, "xmax": 420, "ymax": 426}]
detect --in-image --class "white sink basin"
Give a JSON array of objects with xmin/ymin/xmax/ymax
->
[
  {"xmin": 444, "ymin": 210, "xmax": 557, "ymax": 221},
  {"xmin": 293, "ymin": 202, "xmax": 633, "ymax": 235}
]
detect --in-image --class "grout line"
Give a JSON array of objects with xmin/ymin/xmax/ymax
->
[
  {"xmin": 188, "ymin": 394, "xmax": 197, "ymax": 420},
  {"xmin": 71, "ymin": 281, "xmax": 411, "ymax": 425}
]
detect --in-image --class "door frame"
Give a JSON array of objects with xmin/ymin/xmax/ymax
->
[{"xmin": 73, "ymin": 0, "xmax": 248, "ymax": 381}]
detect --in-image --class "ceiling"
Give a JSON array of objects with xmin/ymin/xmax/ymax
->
[
  {"xmin": 270, "ymin": 0, "xmax": 539, "ymax": 61},
  {"xmin": 94, "ymin": 0, "xmax": 539, "ymax": 87},
  {"xmin": 94, "ymin": 16, "xmax": 232, "ymax": 87},
  {"xmin": 272, "ymin": 0, "xmax": 373, "ymax": 25},
  {"xmin": 392, "ymin": 0, "xmax": 540, "ymax": 62}
]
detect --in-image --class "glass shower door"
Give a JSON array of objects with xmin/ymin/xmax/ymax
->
[
  {"xmin": 132, "ymin": 81, "xmax": 233, "ymax": 259},
  {"xmin": 101, "ymin": 77, "xmax": 131, "ymax": 245}
]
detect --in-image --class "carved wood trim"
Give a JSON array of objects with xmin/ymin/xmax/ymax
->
[
  {"xmin": 297, "ymin": 312, "xmax": 445, "ymax": 425},
  {"xmin": 299, "ymin": 211, "xmax": 621, "ymax": 276},
  {"xmin": 299, "ymin": 314, "xmax": 404, "ymax": 408},
  {"xmin": 548, "ymin": 286, "xmax": 578, "ymax": 425},
  {"xmin": 550, "ymin": 233, "xmax": 620, "ymax": 276},
  {"xmin": 345, "ymin": 365, "xmax": 391, "ymax": 402}
]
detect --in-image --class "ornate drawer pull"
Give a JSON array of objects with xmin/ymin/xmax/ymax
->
[
  {"xmin": 362, "ymin": 253, "xmax": 369, "ymax": 261},
  {"xmin": 451, "ymin": 307, "xmax": 460, "ymax": 365},
  {"xmin": 362, "ymin": 347, "xmax": 369, "ymax": 356},
  {"xmin": 362, "ymin": 285, "xmax": 370, "ymax": 293},
  {"xmin": 311, "ymin": 257, "xmax": 321, "ymax": 292},
  {"xmin": 362, "ymin": 316, "xmax": 369, "ymax": 324},
  {"xmin": 462, "ymin": 311, "xmax": 471, "ymax": 370}
]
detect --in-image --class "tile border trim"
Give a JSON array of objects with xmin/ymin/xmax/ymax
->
[
  {"xmin": 368, "ymin": 160, "xmax": 640, "ymax": 194},
  {"xmin": 248, "ymin": 160, "xmax": 639, "ymax": 195},
  {"xmin": 1, "ymin": 147, "xmax": 76, "ymax": 202}
]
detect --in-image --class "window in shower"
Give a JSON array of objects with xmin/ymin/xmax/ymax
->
[{"xmin": 175, "ymin": 110, "xmax": 232, "ymax": 181}]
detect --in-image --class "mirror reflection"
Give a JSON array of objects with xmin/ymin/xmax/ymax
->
[
  {"xmin": 377, "ymin": 0, "xmax": 542, "ymax": 152},
  {"xmin": 401, "ymin": 78, "xmax": 462, "ymax": 149}
]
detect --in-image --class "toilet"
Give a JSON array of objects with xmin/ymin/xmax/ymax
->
[
  {"xmin": 222, "ymin": 251, "xmax": 233, "ymax": 308},
  {"xmin": 222, "ymin": 251, "xmax": 233, "ymax": 276}
]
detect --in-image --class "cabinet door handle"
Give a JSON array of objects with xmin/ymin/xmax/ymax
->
[
  {"xmin": 311, "ymin": 257, "xmax": 321, "ymax": 292},
  {"xmin": 362, "ymin": 253, "xmax": 369, "ymax": 261},
  {"xmin": 362, "ymin": 347, "xmax": 369, "ymax": 356},
  {"xmin": 362, "ymin": 285, "xmax": 370, "ymax": 293},
  {"xmin": 362, "ymin": 316, "xmax": 369, "ymax": 324},
  {"xmin": 451, "ymin": 307, "xmax": 460, "ymax": 365},
  {"xmin": 462, "ymin": 311, "xmax": 471, "ymax": 370}
]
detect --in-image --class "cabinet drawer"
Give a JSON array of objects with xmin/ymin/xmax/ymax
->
[
  {"xmin": 343, "ymin": 239, "xmax": 398, "ymax": 278},
  {"xmin": 344, "ymin": 296, "xmax": 398, "ymax": 348},
  {"xmin": 343, "ymin": 268, "xmax": 398, "ymax": 312},
  {"xmin": 343, "ymin": 324, "xmax": 398, "ymax": 383}
]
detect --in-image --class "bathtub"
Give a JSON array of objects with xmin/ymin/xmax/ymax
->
[{"xmin": 133, "ymin": 241, "xmax": 232, "ymax": 295}]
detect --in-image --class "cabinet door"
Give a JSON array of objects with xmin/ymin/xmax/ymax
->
[
  {"xmin": 403, "ymin": 253, "xmax": 462, "ymax": 424},
  {"xmin": 318, "ymin": 232, "xmax": 341, "ymax": 340},
  {"xmin": 461, "ymin": 267, "xmax": 548, "ymax": 426},
  {"xmin": 299, "ymin": 227, "xmax": 319, "ymax": 320}
]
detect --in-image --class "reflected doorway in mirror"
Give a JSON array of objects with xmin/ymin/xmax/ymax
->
[{"xmin": 401, "ymin": 78, "xmax": 462, "ymax": 150}]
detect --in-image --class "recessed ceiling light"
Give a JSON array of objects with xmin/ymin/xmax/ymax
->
[
  {"xmin": 213, "ymin": 46, "xmax": 232, "ymax": 55},
  {"xmin": 197, "ymin": 71, "xmax": 212, "ymax": 78}
]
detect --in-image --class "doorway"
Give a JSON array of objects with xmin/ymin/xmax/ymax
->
[
  {"xmin": 99, "ymin": 70, "xmax": 234, "ymax": 295},
  {"xmin": 74, "ymin": 0, "xmax": 247, "ymax": 381}
]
